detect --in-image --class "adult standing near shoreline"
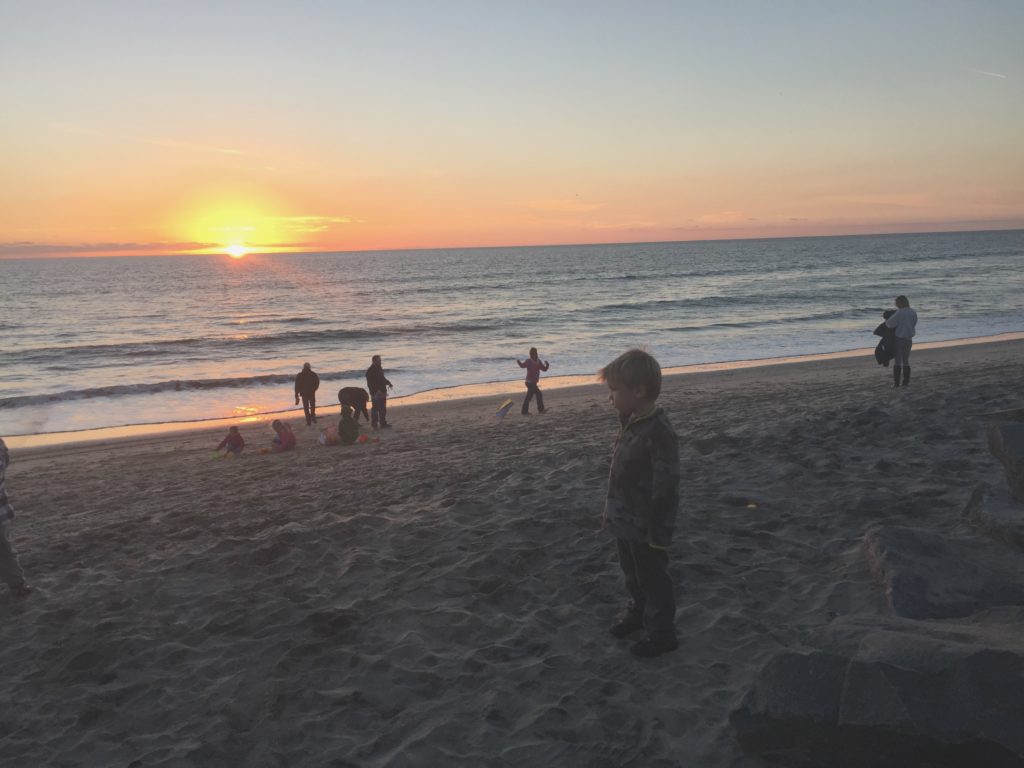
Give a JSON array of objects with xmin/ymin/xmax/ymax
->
[
  {"xmin": 517, "ymin": 347, "xmax": 550, "ymax": 415},
  {"xmin": 0, "ymin": 437, "xmax": 32, "ymax": 598},
  {"xmin": 885, "ymin": 295, "xmax": 918, "ymax": 388},
  {"xmin": 294, "ymin": 362, "xmax": 320, "ymax": 426},
  {"xmin": 366, "ymin": 355, "xmax": 394, "ymax": 429}
]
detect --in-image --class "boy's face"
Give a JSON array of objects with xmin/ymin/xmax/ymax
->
[{"xmin": 607, "ymin": 381, "xmax": 647, "ymax": 419}]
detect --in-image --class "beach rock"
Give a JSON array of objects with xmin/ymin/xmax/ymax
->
[
  {"xmin": 988, "ymin": 422, "xmax": 1024, "ymax": 502},
  {"xmin": 731, "ymin": 612, "xmax": 1024, "ymax": 767},
  {"xmin": 862, "ymin": 525, "xmax": 1024, "ymax": 619},
  {"xmin": 963, "ymin": 484, "xmax": 1024, "ymax": 552}
]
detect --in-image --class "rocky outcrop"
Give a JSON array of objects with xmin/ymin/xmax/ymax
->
[
  {"xmin": 732, "ymin": 612, "xmax": 1024, "ymax": 767},
  {"xmin": 862, "ymin": 525, "xmax": 1024, "ymax": 620},
  {"xmin": 988, "ymin": 422, "xmax": 1024, "ymax": 502},
  {"xmin": 963, "ymin": 483, "xmax": 1024, "ymax": 551}
]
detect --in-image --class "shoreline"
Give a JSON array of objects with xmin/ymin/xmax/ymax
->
[{"xmin": 5, "ymin": 330, "xmax": 1023, "ymax": 452}]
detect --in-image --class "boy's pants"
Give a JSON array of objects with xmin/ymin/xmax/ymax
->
[
  {"xmin": 616, "ymin": 538, "xmax": 676, "ymax": 640},
  {"xmin": 371, "ymin": 392, "xmax": 388, "ymax": 427},
  {"xmin": 0, "ymin": 522, "xmax": 26, "ymax": 589}
]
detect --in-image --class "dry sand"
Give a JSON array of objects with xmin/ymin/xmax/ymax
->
[{"xmin": 2, "ymin": 340, "xmax": 1023, "ymax": 767}]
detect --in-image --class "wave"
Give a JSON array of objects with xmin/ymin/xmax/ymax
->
[
  {"xmin": 663, "ymin": 307, "xmax": 887, "ymax": 334},
  {"xmin": 0, "ymin": 318, "xmax": 524, "ymax": 366},
  {"xmin": 0, "ymin": 369, "xmax": 370, "ymax": 408}
]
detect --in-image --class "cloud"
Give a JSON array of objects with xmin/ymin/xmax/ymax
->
[
  {"xmin": 0, "ymin": 240, "xmax": 219, "ymax": 258},
  {"xmin": 692, "ymin": 211, "xmax": 745, "ymax": 224},
  {"xmin": 145, "ymin": 138, "xmax": 243, "ymax": 155},
  {"xmin": 274, "ymin": 215, "xmax": 360, "ymax": 233},
  {"xmin": 971, "ymin": 69, "xmax": 1007, "ymax": 79},
  {"xmin": 49, "ymin": 122, "xmax": 244, "ymax": 156},
  {"xmin": 518, "ymin": 199, "xmax": 606, "ymax": 214}
]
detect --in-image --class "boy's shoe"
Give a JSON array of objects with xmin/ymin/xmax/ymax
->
[
  {"xmin": 538, "ymin": 408, "xmax": 547, "ymax": 414},
  {"xmin": 630, "ymin": 635, "xmax": 679, "ymax": 658},
  {"xmin": 609, "ymin": 612, "xmax": 645, "ymax": 638},
  {"xmin": 10, "ymin": 583, "xmax": 34, "ymax": 598}
]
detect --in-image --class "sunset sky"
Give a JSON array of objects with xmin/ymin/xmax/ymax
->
[{"xmin": 1, "ymin": 1, "xmax": 1022, "ymax": 258}]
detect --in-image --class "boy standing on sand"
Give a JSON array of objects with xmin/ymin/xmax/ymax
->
[
  {"xmin": 599, "ymin": 349, "xmax": 680, "ymax": 657},
  {"xmin": 884, "ymin": 295, "xmax": 918, "ymax": 388},
  {"xmin": 0, "ymin": 438, "xmax": 33, "ymax": 598}
]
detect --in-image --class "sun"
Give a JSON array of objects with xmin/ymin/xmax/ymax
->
[{"xmin": 225, "ymin": 244, "xmax": 249, "ymax": 259}]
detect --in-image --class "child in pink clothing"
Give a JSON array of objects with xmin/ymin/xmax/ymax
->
[
  {"xmin": 271, "ymin": 420, "xmax": 296, "ymax": 452},
  {"xmin": 216, "ymin": 426, "xmax": 245, "ymax": 456},
  {"xmin": 517, "ymin": 347, "xmax": 550, "ymax": 415}
]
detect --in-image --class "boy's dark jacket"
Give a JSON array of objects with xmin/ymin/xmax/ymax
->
[{"xmin": 603, "ymin": 407, "xmax": 680, "ymax": 548}]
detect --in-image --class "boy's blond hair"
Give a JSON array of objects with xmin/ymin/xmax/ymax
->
[{"xmin": 599, "ymin": 348, "xmax": 662, "ymax": 399}]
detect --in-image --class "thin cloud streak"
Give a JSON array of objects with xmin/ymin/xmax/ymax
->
[
  {"xmin": 971, "ymin": 68, "xmax": 1007, "ymax": 79},
  {"xmin": 0, "ymin": 241, "xmax": 219, "ymax": 258}
]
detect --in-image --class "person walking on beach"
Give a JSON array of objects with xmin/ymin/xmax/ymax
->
[
  {"xmin": 517, "ymin": 347, "xmax": 550, "ymax": 415},
  {"xmin": 366, "ymin": 355, "xmax": 393, "ymax": 429},
  {"xmin": 294, "ymin": 362, "xmax": 320, "ymax": 425},
  {"xmin": 884, "ymin": 296, "xmax": 918, "ymax": 387},
  {"xmin": 0, "ymin": 438, "xmax": 33, "ymax": 598},
  {"xmin": 599, "ymin": 349, "xmax": 679, "ymax": 657}
]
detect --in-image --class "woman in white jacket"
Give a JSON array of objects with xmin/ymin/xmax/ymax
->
[{"xmin": 884, "ymin": 295, "xmax": 919, "ymax": 388}]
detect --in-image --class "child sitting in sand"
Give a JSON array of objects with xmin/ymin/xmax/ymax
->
[
  {"xmin": 216, "ymin": 426, "xmax": 245, "ymax": 457},
  {"xmin": 270, "ymin": 420, "xmax": 296, "ymax": 453},
  {"xmin": 599, "ymin": 349, "xmax": 680, "ymax": 658},
  {"xmin": 338, "ymin": 405, "xmax": 360, "ymax": 445}
]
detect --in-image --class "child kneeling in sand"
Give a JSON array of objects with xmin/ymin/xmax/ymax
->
[
  {"xmin": 270, "ymin": 420, "xmax": 296, "ymax": 453},
  {"xmin": 599, "ymin": 349, "xmax": 680, "ymax": 657},
  {"xmin": 338, "ymin": 405, "xmax": 360, "ymax": 445},
  {"xmin": 216, "ymin": 426, "xmax": 245, "ymax": 457}
]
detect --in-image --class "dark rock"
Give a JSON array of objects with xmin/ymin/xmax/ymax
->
[
  {"xmin": 964, "ymin": 484, "xmax": 1024, "ymax": 551},
  {"xmin": 862, "ymin": 525, "xmax": 1024, "ymax": 619},
  {"xmin": 988, "ymin": 422, "xmax": 1024, "ymax": 502},
  {"xmin": 732, "ymin": 611, "xmax": 1024, "ymax": 767}
]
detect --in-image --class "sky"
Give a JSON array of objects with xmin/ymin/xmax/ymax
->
[{"xmin": 1, "ymin": 0, "xmax": 1022, "ymax": 258}]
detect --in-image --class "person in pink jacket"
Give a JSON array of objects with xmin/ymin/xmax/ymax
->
[
  {"xmin": 216, "ymin": 426, "xmax": 245, "ymax": 456},
  {"xmin": 517, "ymin": 347, "xmax": 550, "ymax": 415},
  {"xmin": 271, "ymin": 420, "xmax": 297, "ymax": 452}
]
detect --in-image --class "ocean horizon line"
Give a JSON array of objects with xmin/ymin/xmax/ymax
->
[{"xmin": 4, "ymin": 224, "xmax": 1024, "ymax": 261}]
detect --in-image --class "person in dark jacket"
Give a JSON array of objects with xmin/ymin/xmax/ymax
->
[
  {"xmin": 338, "ymin": 386, "xmax": 371, "ymax": 422},
  {"xmin": 0, "ymin": 437, "xmax": 32, "ymax": 598},
  {"xmin": 598, "ymin": 349, "xmax": 680, "ymax": 658},
  {"xmin": 873, "ymin": 309, "xmax": 897, "ymax": 367},
  {"xmin": 294, "ymin": 362, "xmax": 320, "ymax": 426},
  {"xmin": 366, "ymin": 355, "xmax": 393, "ymax": 429}
]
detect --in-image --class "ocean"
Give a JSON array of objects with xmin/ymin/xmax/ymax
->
[{"xmin": 1, "ymin": 229, "xmax": 1022, "ymax": 437}]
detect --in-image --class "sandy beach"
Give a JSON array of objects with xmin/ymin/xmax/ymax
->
[{"xmin": 3, "ymin": 339, "xmax": 1024, "ymax": 767}]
